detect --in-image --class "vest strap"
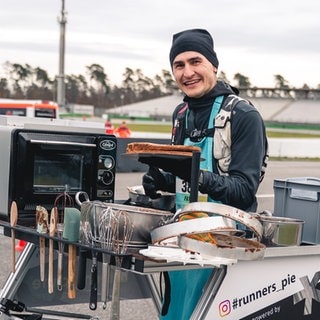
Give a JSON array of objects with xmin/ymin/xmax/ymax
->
[{"xmin": 185, "ymin": 128, "xmax": 215, "ymax": 141}]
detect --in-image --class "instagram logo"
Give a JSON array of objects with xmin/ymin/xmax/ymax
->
[{"xmin": 219, "ymin": 300, "xmax": 231, "ymax": 317}]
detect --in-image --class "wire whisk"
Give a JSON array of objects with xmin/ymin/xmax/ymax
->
[
  {"xmin": 53, "ymin": 188, "xmax": 74, "ymax": 291},
  {"xmin": 54, "ymin": 186, "xmax": 74, "ymax": 224},
  {"xmin": 109, "ymin": 209, "xmax": 134, "ymax": 320}
]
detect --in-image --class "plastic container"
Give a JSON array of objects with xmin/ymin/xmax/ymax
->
[{"xmin": 273, "ymin": 177, "xmax": 320, "ymax": 244}]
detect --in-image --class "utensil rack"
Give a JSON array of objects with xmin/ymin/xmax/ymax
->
[{"xmin": 0, "ymin": 221, "xmax": 133, "ymax": 269}]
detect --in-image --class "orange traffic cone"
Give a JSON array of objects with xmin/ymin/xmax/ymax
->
[{"xmin": 15, "ymin": 240, "xmax": 27, "ymax": 252}]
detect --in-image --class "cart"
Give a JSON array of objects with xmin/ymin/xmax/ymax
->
[
  {"xmin": 1, "ymin": 223, "xmax": 320, "ymax": 319},
  {"xmin": 1, "ymin": 150, "xmax": 320, "ymax": 319}
]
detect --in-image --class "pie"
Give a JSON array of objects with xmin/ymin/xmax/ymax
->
[{"xmin": 126, "ymin": 142, "xmax": 201, "ymax": 156}]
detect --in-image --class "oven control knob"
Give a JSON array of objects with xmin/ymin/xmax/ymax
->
[
  {"xmin": 102, "ymin": 156, "xmax": 114, "ymax": 169},
  {"xmin": 99, "ymin": 170, "xmax": 113, "ymax": 185}
]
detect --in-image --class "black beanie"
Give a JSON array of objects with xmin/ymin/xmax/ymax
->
[{"xmin": 169, "ymin": 29, "xmax": 219, "ymax": 69}]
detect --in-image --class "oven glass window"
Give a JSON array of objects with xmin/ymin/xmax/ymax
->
[{"xmin": 33, "ymin": 153, "xmax": 84, "ymax": 193}]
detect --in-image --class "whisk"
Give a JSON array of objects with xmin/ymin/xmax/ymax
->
[
  {"xmin": 54, "ymin": 187, "xmax": 74, "ymax": 224},
  {"xmin": 54, "ymin": 189, "xmax": 74, "ymax": 291},
  {"xmin": 98, "ymin": 207, "xmax": 116, "ymax": 309},
  {"xmin": 79, "ymin": 201, "xmax": 112, "ymax": 310},
  {"xmin": 88, "ymin": 202, "xmax": 100, "ymax": 310},
  {"xmin": 109, "ymin": 209, "xmax": 134, "ymax": 320},
  {"xmin": 77, "ymin": 200, "xmax": 92, "ymax": 290}
]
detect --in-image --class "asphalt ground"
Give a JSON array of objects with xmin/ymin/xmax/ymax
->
[{"xmin": 1, "ymin": 160, "xmax": 320, "ymax": 319}]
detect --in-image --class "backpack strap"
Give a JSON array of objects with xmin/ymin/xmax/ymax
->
[
  {"xmin": 214, "ymin": 94, "xmax": 268, "ymax": 182},
  {"xmin": 171, "ymin": 103, "xmax": 188, "ymax": 144},
  {"xmin": 213, "ymin": 95, "xmax": 241, "ymax": 175}
]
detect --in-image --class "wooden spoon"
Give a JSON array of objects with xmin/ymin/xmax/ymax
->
[{"xmin": 10, "ymin": 201, "xmax": 18, "ymax": 273}]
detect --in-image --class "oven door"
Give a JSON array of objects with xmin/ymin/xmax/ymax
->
[{"xmin": 9, "ymin": 130, "xmax": 100, "ymax": 226}]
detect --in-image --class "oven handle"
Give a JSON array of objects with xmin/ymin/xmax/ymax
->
[{"xmin": 30, "ymin": 139, "xmax": 96, "ymax": 148}]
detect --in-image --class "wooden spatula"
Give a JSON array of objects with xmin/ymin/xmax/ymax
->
[
  {"xmin": 10, "ymin": 201, "xmax": 18, "ymax": 273},
  {"xmin": 36, "ymin": 205, "xmax": 49, "ymax": 282}
]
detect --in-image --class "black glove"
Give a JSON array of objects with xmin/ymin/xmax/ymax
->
[
  {"xmin": 142, "ymin": 166, "xmax": 167, "ymax": 199},
  {"xmin": 139, "ymin": 156, "xmax": 192, "ymax": 182}
]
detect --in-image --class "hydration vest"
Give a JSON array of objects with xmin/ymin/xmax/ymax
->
[{"xmin": 172, "ymin": 94, "xmax": 268, "ymax": 182}]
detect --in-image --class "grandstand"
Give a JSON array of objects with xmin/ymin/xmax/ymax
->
[
  {"xmin": 108, "ymin": 94, "xmax": 320, "ymax": 124},
  {"xmin": 270, "ymin": 100, "xmax": 320, "ymax": 124}
]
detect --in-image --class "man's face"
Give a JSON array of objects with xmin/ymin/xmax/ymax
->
[{"xmin": 172, "ymin": 51, "xmax": 217, "ymax": 98}]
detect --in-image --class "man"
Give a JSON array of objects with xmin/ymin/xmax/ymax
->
[
  {"xmin": 114, "ymin": 121, "xmax": 131, "ymax": 138},
  {"xmin": 142, "ymin": 29, "xmax": 268, "ymax": 319}
]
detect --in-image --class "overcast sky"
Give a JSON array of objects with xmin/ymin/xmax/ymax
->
[{"xmin": 1, "ymin": 0, "xmax": 319, "ymax": 88}]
